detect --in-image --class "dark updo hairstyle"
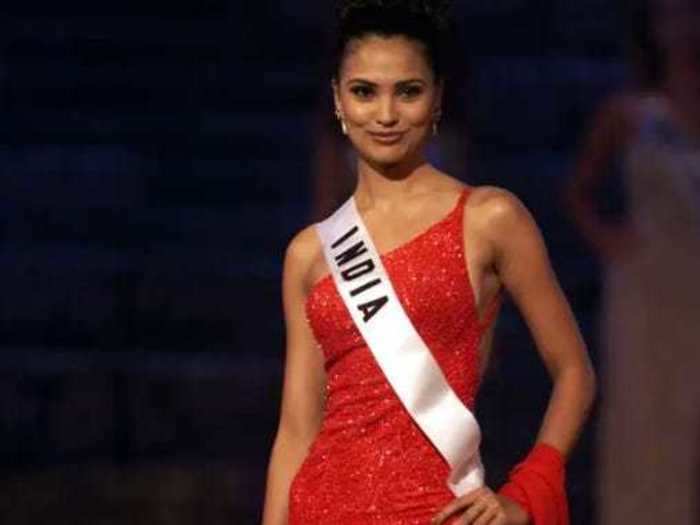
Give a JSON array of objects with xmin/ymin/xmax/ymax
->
[{"xmin": 333, "ymin": 0, "xmax": 456, "ymax": 81}]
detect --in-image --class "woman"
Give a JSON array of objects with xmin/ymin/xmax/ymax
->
[
  {"xmin": 567, "ymin": 1, "xmax": 700, "ymax": 523},
  {"xmin": 263, "ymin": 2, "xmax": 596, "ymax": 524}
]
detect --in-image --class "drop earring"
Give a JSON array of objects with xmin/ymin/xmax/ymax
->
[
  {"xmin": 432, "ymin": 109, "xmax": 442, "ymax": 137},
  {"xmin": 335, "ymin": 108, "xmax": 348, "ymax": 135}
]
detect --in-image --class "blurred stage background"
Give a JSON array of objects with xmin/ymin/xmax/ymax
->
[{"xmin": 1, "ymin": 1, "xmax": 628, "ymax": 523}]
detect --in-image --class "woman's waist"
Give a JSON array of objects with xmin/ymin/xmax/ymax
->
[
  {"xmin": 323, "ymin": 375, "xmax": 477, "ymax": 422},
  {"xmin": 293, "ymin": 427, "xmax": 453, "ymax": 501},
  {"xmin": 317, "ymin": 395, "xmax": 407, "ymax": 442}
]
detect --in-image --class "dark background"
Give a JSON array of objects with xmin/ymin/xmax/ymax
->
[{"xmin": 1, "ymin": 1, "xmax": 627, "ymax": 523}]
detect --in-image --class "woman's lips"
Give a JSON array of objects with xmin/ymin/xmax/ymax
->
[{"xmin": 368, "ymin": 131, "xmax": 405, "ymax": 144}]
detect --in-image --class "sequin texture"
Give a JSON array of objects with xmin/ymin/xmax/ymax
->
[{"xmin": 289, "ymin": 187, "xmax": 502, "ymax": 524}]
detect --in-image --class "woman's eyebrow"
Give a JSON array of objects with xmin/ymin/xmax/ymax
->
[
  {"xmin": 345, "ymin": 78, "xmax": 427, "ymax": 86},
  {"xmin": 395, "ymin": 79, "xmax": 426, "ymax": 86},
  {"xmin": 345, "ymin": 78, "xmax": 377, "ymax": 86}
]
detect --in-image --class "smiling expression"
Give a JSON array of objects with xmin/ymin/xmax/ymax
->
[{"xmin": 333, "ymin": 35, "xmax": 443, "ymax": 169}]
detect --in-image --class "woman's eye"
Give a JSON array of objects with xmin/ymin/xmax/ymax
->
[
  {"xmin": 350, "ymin": 86, "xmax": 374, "ymax": 98},
  {"xmin": 399, "ymin": 85, "xmax": 423, "ymax": 98}
]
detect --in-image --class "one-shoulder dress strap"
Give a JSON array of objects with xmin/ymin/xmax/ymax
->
[{"xmin": 457, "ymin": 185, "xmax": 503, "ymax": 331}]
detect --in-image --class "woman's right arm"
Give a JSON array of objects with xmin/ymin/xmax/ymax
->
[
  {"xmin": 261, "ymin": 228, "xmax": 327, "ymax": 525},
  {"xmin": 565, "ymin": 93, "xmax": 638, "ymax": 262}
]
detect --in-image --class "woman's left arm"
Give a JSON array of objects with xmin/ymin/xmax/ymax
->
[
  {"xmin": 486, "ymin": 187, "xmax": 597, "ymax": 457},
  {"xmin": 432, "ymin": 188, "xmax": 597, "ymax": 525}
]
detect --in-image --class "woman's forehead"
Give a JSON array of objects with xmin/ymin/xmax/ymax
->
[{"xmin": 340, "ymin": 35, "xmax": 433, "ymax": 81}]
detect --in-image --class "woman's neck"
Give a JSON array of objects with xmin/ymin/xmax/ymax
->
[{"xmin": 354, "ymin": 156, "xmax": 437, "ymax": 209}]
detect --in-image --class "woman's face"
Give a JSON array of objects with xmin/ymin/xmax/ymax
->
[{"xmin": 333, "ymin": 35, "xmax": 442, "ymax": 169}]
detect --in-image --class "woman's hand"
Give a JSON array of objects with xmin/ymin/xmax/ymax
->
[{"xmin": 431, "ymin": 486, "xmax": 529, "ymax": 525}]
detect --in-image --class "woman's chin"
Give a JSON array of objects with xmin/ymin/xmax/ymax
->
[{"xmin": 362, "ymin": 148, "xmax": 415, "ymax": 169}]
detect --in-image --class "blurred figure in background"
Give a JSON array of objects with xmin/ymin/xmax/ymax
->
[{"xmin": 567, "ymin": 0, "xmax": 700, "ymax": 523}]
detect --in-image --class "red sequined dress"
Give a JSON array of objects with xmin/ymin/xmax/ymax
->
[{"xmin": 289, "ymin": 186, "xmax": 502, "ymax": 524}]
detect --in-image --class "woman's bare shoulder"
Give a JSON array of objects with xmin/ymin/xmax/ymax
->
[
  {"xmin": 284, "ymin": 224, "xmax": 323, "ymax": 284},
  {"xmin": 464, "ymin": 184, "xmax": 526, "ymax": 217},
  {"xmin": 463, "ymin": 185, "xmax": 537, "ymax": 239},
  {"xmin": 462, "ymin": 185, "xmax": 554, "ymax": 282}
]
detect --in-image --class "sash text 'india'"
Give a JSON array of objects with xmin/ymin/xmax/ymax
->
[{"xmin": 330, "ymin": 225, "xmax": 389, "ymax": 322}]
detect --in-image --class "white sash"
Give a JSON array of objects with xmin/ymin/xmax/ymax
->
[{"xmin": 316, "ymin": 196, "xmax": 484, "ymax": 496}]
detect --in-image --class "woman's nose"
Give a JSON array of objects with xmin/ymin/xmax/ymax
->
[{"xmin": 375, "ymin": 96, "xmax": 399, "ymax": 127}]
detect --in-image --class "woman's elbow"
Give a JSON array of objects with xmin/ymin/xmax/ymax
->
[{"xmin": 571, "ymin": 360, "xmax": 597, "ymax": 414}]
